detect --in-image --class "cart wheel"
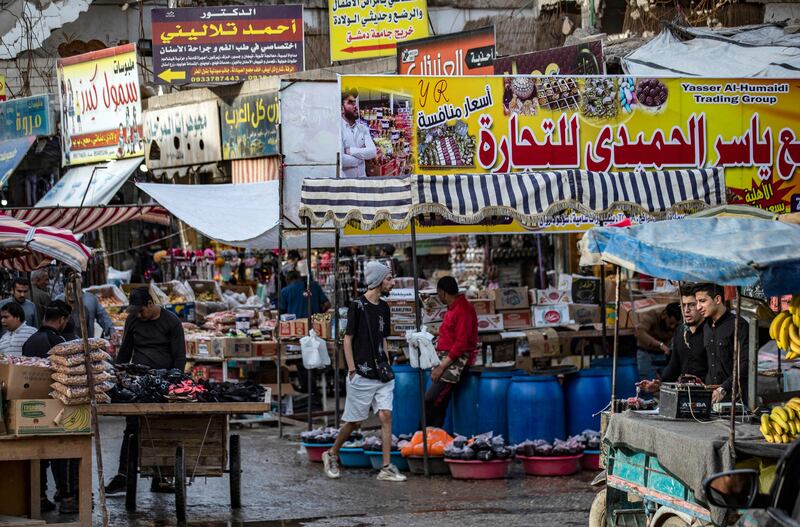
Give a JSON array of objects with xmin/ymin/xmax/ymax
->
[
  {"xmin": 660, "ymin": 517, "xmax": 691, "ymax": 527},
  {"xmin": 589, "ymin": 488, "xmax": 607, "ymax": 527},
  {"xmin": 125, "ymin": 436, "xmax": 138, "ymax": 512},
  {"xmin": 175, "ymin": 446, "xmax": 187, "ymax": 522},
  {"xmin": 230, "ymin": 434, "xmax": 242, "ymax": 509}
]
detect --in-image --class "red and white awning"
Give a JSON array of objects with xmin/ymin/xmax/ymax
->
[
  {"xmin": 5, "ymin": 205, "xmax": 171, "ymax": 233},
  {"xmin": 0, "ymin": 214, "xmax": 91, "ymax": 271}
]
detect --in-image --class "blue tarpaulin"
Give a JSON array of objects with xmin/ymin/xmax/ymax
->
[
  {"xmin": 0, "ymin": 137, "xmax": 34, "ymax": 187},
  {"xmin": 579, "ymin": 217, "xmax": 800, "ymax": 296}
]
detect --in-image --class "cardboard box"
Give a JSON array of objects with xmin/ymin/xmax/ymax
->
[
  {"xmin": 532, "ymin": 304, "xmax": 571, "ymax": 327},
  {"xmin": 0, "ymin": 364, "xmax": 52, "ymax": 400},
  {"xmin": 469, "ymin": 299, "xmax": 495, "ymax": 315},
  {"xmin": 617, "ymin": 298, "xmax": 658, "ymax": 328},
  {"xmin": 570, "ymin": 303, "xmax": 603, "ymax": 325},
  {"xmin": 526, "ymin": 327, "xmax": 562, "ymax": 358},
  {"xmin": 312, "ymin": 317, "xmax": 333, "ymax": 339},
  {"xmin": 423, "ymin": 307, "xmax": 448, "ymax": 324},
  {"xmin": 535, "ymin": 288, "xmax": 572, "ymax": 305},
  {"xmin": 279, "ymin": 318, "xmax": 308, "ymax": 339},
  {"xmin": 493, "ymin": 287, "xmax": 529, "ymax": 310},
  {"xmin": 604, "ymin": 276, "xmax": 630, "ymax": 303},
  {"xmin": 391, "ymin": 320, "xmax": 418, "ymax": 337},
  {"xmin": 211, "ymin": 337, "xmax": 252, "ymax": 358},
  {"xmin": 572, "ymin": 275, "xmax": 601, "ymax": 304},
  {"xmin": 188, "ymin": 280, "xmax": 224, "ymax": 302},
  {"xmin": 252, "ymin": 341, "xmax": 278, "ymax": 357},
  {"xmin": 190, "ymin": 364, "xmax": 224, "ymax": 382},
  {"xmin": 7, "ymin": 399, "xmax": 91, "ymax": 436},
  {"xmin": 187, "ymin": 337, "xmax": 217, "ymax": 358},
  {"xmin": 501, "ymin": 309, "xmax": 533, "ymax": 330},
  {"xmin": 222, "ymin": 284, "xmax": 255, "ymax": 298},
  {"xmin": 388, "ymin": 301, "xmax": 416, "ymax": 318},
  {"xmin": 0, "ymin": 389, "xmax": 5, "ymax": 435},
  {"xmin": 477, "ymin": 314, "xmax": 504, "ymax": 333}
]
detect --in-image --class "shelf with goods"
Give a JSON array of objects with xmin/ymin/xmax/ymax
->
[{"xmin": 360, "ymin": 99, "xmax": 413, "ymax": 177}]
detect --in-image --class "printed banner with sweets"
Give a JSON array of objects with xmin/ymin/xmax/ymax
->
[
  {"xmin": 397, "ymin": 27, "xmax": 495, "ymax": 76},
  {"xmin": 329, "ymin": 0, "xmax": 429, "ymax": 62},
  {"xmin": 219, "ymin": 91, "xmax": 280, "ymax": 160},
  {"xmin": 57, "ymin": 44, "xmax": 143, "ymax": 166},
  {"xmin": 340, "ymin": 75, "xmax": 800, "ymax": 218}
]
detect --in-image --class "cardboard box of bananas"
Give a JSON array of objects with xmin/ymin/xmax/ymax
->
[
  {"xmin": 759, "ymin": 398, "xmax": 800, "ymax": 444},
  {"xmin": 768, "ymin": 296, "xmax": 800, "ymax": 360}
]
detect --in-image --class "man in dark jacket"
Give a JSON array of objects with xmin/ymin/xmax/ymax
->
[{"xmin": 22, "ymin": 300, "xmax": 70, "ymax": 358}]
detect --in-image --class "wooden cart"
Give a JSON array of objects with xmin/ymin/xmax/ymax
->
[{"xmin": 97, "ymin": 402, "xmax": 268, "ymax": 521}]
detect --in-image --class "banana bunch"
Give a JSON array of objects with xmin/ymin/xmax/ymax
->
[
  {"xmin": 768, "ymin": 296, "xmax": 800, "ymax": 361},
  {"xmin": 61, "ymin": 406, "xmax": 91, "ymax": 431},
  {"xmin": 760, "ymin": 398, "xmax": 800, "ymax": 444}
]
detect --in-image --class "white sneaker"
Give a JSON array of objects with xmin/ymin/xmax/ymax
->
[
  {"xmin": 377, "ymin": 464, "xmax": 407, "ymax": 482},
  {"xmin": 322, "ymin": 450, "xmax": 340, "ymax": 479}
]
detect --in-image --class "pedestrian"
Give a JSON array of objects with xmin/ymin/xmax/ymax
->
[
  {"xmin": 280, "ymin": 270, "xmax": 331, "ymax": 319},
  {"xmin": 59, "ymin": 281, "xmax": 118, "ymax": 340},
  {"xmin": 29, "ymin": 269, "xmax": 51, "ymax": 323},
  {"xmin": 0, "ymin": 302, "xmax": 37, "ymax": 356},
  {"xmin": 323, "ymin": 261, "xmax": 405, "ymax": 482},
  {"xmin": 105, "ymin": 286, "xmax": 186, "ymax": 496},
  {"xmin": 0, "ymin": 277, "xmax": 39, "ymax": 336},
  {"xmin": 425, "ymin": 276, "xmax": 478, "ymax": 427},
  {"xmin": 634, "ymin": 302, "xmax": 681, "ymax": 381},
  {"xmin": 22, "ymin": 300, "xmax": 70, "ymax": 358}
]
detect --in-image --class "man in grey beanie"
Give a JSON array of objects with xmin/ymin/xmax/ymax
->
[{"xmin": 323, "ymin": 261, "xmax": 406, "ymax": 482}]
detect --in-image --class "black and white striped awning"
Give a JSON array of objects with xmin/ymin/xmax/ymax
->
[{"xmin": 299, "ymin": 168, "xmax": 726, "ymax": 229}]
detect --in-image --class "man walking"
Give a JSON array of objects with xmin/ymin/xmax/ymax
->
[
  {"xmin": 0, "ymin": 302, "xmax": 37, "ymax": 355},
  {"xmin": 425, "ymin": 276, "xmax": 478, "ymax": 427},
  {"xmin": 323, "ymin": 262, "xmax": 405, "ymax": 482},
  {"xmin": 0, "ymin": 277, "xmax": 39, "ymax": 336}
]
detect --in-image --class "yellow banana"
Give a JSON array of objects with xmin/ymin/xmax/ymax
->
[
  {"xmin": 781, "ymin": 433, "xmax": 789, "ymax": 443},
  {"xmin": 773, "ymin": 406, "xmax": 789, "ymax": 421},
  {"xmin": 761, "ymin": 413, "xmax": 771, "ymax": 428},
  {"xmin": 794, "ymin": 310, "xmax": 800, "ymax": 329},
  {"xmin": 789, "ymin": 420, "xmax": 797, "ymax": 436},
  {"xmin": 785, "ymin": 406, "xmax": 797, "ymax": 420},
  {"xmin": 786, "ymin": 400, "xmax": 800, "ymax": 412},
  {"xmin": 790, "ymin": 397, "xmax": 800, "ymax": 405},
  {"xmin": 780, "ymin": 316, "xmax": 794, "ymax": 350},
  {"xmin": 772, "ymin": 415, "xmax": 790, "ymax": 433},
  {"xmin": 770, "ymin": 311, "xmax": 790, "ymax": 340},
  {"xmin": 790, "ymin": 325, "xmax": 800, "ymax": 347},
  {"xmin": 791, "ymin": 295, "xmax": 800, "ymax": 309},
  {"xmin": 772, "ymin": 421, "xmax": 784, "ymax": 435},
  {"xmin": 765, "ymin": 433, "xmax": 775, "ymax": 443}
]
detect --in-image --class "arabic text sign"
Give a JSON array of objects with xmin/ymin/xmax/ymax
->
[
  {"xmin": 494, "ymin": 41, "xmax": 605, "ymax": 75},
  {"xmin": 57, "ymin": 43, "xmax": 143, "ymax": 166},
  {"xmin": 144, "ymin": 100, "xmax": 221, "ymax": 169},
  {"xmin": 342, "ymin": 75, "xmax": 800, "ymax": 214},
  {"xmin": 329, "ymin": 0, "xmax": 429, "ymax": 62},
  {"xmin": 0, "ymin": 95, "xmax": 54, "ymax": 141},
  {"xmin": 152, "ymin": 5, "xmax": 304, "ymax": 85},
  {"xmin": 398, "ymin": 27, "xmax": 495, "ymax": 76},
  {"xmin": 220, "ymin": 91, "xmax": 280, "ymax": 160}
]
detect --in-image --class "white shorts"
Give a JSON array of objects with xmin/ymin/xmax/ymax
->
[{"xmin": 341, "ymin": 374, "xmax": 394, "ymax": 423}]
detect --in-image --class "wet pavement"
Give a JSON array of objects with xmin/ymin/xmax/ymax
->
[{"xmin": 68, "ymin": 417, "xmax": 597, "ymax": 526}]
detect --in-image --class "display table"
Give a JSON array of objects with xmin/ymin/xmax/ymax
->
[{"xmin": 0, "ymin": 434, "xmax": 92, "ymax": 527}]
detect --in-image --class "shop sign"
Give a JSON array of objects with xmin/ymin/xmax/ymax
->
[
  {"xmin": 0, "ymin": 137, "xmax": 34, "ymax": 183},
  {"xmin": 152, "ymin": 5, "xmax": 304, "ymax": 86},
  {"xmin": 0, "ymin": 75, "xmax": 6, "ymax": 101},
  {"xmin": 398, "ymin": 27, "xmax": 495, "ymax": 76},
  {"xmin": 57, "ymin": 43, "xmax": 143, "ymax": 166},
  {"xmin": 329, "ymin": 0, "xmax": 429, "ymax": 62},
  {"xmin": 341, "ymin": 75, "xmax": 800, "ymax": 215},
  {"xmin": 143, "ymin": 100, "xmax": 221, "ymax": 168},
  {"xmin": 219, "ymin": 91, "xmax": 280, "ymax": 159},
  {"xmin": 493, "ymin": 41, "xmax": 605, "ymax": 75},
  {"xmin": 0, "ymin": 94, "xmax": 54, "ymax": 141}
]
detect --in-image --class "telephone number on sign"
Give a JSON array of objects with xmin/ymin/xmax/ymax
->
[{"xmin": 190, "ymin": 75, "xmax": 241, "ymax": 83}]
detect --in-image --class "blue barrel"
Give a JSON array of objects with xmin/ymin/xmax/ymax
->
[
  {"xmin": 477, "ymin": 371, "xmax": 512, "ymax": 438},
  {"xmin": 591, "ymin": 357, "xmax": 638, "ymax": 399},
  {"xmin": 392, "ymin": 364, "xmax": 422, "ymax": 435},
  {"xmin": 564, "ymin": 369, "xmax": 612, "ymax": 436},
  {"xmin": 507, "ymin": 374, "xmax": 565, "ymax": 443},
  {"xmin": 453, "ymin": 370, "xmax": 480, "ymax": 437}
]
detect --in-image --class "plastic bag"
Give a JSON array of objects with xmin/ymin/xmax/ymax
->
[
  {"xmin": 476, "ymin": 450, "xmax": 494, "ymax": 462},
  {"xmin": 492, "ymin": 445, "xmax": 512, "ymax": 460},
  {"xmin": 51, "ymin": 360, "xmax": 113, "ymax": 375},
  {"xmin": 51, "ymin": 381, "xmax": 115, "ymax": 399},
  {"xmin": 462, "ymin": 446, "xmax": 476, "ymax": 460},
  {"xmin": 50, "ymin": 350, "xmax": 111, "ymax": 367},
  {"xmin": 50, "ymin": 390, "xmax": 110, "ymax": 405},
  {"xmin": 405, "ymin": 327, "xmax": 440, "ymax": 370},
  {"xmin": 52, "ymin": 371, "xmax": 114, "ymax": 386},
  {"xmin": 48, "ymin": 338, "xmax": 108, "ymax": 356},
  {"xmin": 300, "ymin": 330, "xmax": 329, "ymax": 369}
]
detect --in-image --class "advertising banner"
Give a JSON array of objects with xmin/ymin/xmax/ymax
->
[
  {"xmin": 494, "ymin": 41, "xmax": 605, "ymax": 75},
  {"xmin": 57, "ymin": 43, "xmax": 143, "ymax": 166},
  {"xmin": 329, "ymin": 0, "xmax": 429, "ymax": 62},
  {"xmin": 0, "ymin": 75, "xmax": 6, "ymax": 101},
  {"xmin": 219, "ymin": 91, "xmax": 280, "ymax": 159},
  {"xmin": 341, "ymin": 75, "xmax": 800, "ymax": 215},
  {"xmin": 0, "ymin": 95, "xmax": 54, "ymax": 141},
  {"xmin": 143, "ymin": 100, "xmax": 221, "ymax": 169},
  {"xmin": 398, "ymin": 27, "xmax": 495, "ymax": 76},
  {"xmin": 152, "ymin": 5, "xmax": 304, "ymax": 85}
]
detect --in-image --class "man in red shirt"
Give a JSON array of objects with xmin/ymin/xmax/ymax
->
[{"xmin": 425, "ymin": 276, "xmax": 478, "ymax": 427}]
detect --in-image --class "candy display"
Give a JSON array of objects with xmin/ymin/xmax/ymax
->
[
  {"xmin": 503, "ymin": 77, "xmax": 537, "ymax": 116},
  {"xmin": 535, "ymin": 77, "xmax": 579, "ymax": 111},
  {"xmin": 0, "ymin": 353, "xmax": 50, "ymax": 368},
  {"xmin": 619, "ymin": 77, "xmax": 637, "ymax": 113},
  {"xmin": 635, "ymin": 78, "xmax": 668, "ymax": 108},
  {"xmin": 418, "ymin": 124, "xmax": 475, "ymax": 168},
  {"xmin": 580, "ymin": 78, "xmax": 618, "ymax": 118}
]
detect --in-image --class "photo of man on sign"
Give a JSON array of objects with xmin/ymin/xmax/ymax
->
[{"xmin": 340, "ymin": 88, "xmax": 376, "ymax": 178}]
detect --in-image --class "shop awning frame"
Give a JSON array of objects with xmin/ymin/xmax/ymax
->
[
  {"xmin": 0, "ymin": 213, "xmax": 91, "ymax": 271},
  {"xmin": 34, "ymin": 157, "xmax": 143, "ymax": 209},
  {"xmin": 5, "ymin": 205, "xmax": 171, "ymax": 233}
]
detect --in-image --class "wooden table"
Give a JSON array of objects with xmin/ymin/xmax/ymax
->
[{"xmin": 0, "ymin": 434, "xmax": 92, "ymax": 527}]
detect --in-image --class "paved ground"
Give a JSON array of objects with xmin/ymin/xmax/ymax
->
[{"xmin": 44, "ymin": 417, "xmax": 598, "ymax": 526}]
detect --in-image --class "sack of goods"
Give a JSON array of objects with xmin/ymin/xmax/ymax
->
[{"xmin": 48, "ymin": 338, "xmax": 115, "ymax": 405}]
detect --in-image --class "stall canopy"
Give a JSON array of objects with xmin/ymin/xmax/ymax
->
[
  {"xmin": 35, "ymin": 157, "xmax": 142, "ymax": 208},
  {"xmin": 0, "ymin": 137, "xmax": 35, "ymax": 187},
  {"xmin": 6, "ymin": 205, "xmax": 171, "ymax": 234},
  {"xmin": 300, "ymin": 168, "xmax": 726, "ymax": 230},
  {"xmin": 0, "ymin": 214, "xmax": 91, "ymax": 271},
  {"xmin": 579, "ymin": 217, "xmax": 800, "ymax": 296}
]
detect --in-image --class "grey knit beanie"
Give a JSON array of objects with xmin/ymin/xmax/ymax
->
[{"xmin": 365, "ymin": 261, "xmax": 391, "ymax": 290}]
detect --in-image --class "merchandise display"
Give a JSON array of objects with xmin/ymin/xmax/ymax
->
[
  {"xmin": 48, "ymin": 339, "xmax": 115, "ymax": 405},
  {"xmin": 759, "ymin": 398, "xmax": 800, "ymax": 444}
]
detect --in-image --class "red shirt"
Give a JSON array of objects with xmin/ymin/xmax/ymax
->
[{"xmin": 436, "ymin": 295, "xmax": 478, "ymax": 365}]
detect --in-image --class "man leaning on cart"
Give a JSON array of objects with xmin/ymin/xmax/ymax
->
[{"xmin": 104, "ymin": 286, "xmax": 187, "ymax": 496}]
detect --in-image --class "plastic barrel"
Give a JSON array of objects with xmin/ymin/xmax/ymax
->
[
  {"xmin": 564, "ymin": 369, "xmax": 612, "ymax": 436},
  {"xmin": 477, "ymin": 371, "xmax": 512, "ymax": 438},
  {"xmin": 507, "ymin": 374, "xmax": 565, "ymax": 444},
  {"xmin": 453, "ymin": 370, "xmax": 480, "ymax": 437},
  {"xmin": 591, "ymin": 357, "xmax": 637, "ymax": 399},
  {"xmin": 392, "ymin": 364, "xmax": 422, "ymax": 435}
]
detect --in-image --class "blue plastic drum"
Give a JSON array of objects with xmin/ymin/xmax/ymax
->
[
  {"xmin": 477, "ymin": 371, "xmax": 512, "ymax": 438},
  {"xmin": 564, "ymin": 369, "xmax": 612, "ymax": 436},
  {"xmin": 507, "ymin": 374, "xmax": 565, "ymax": 443}
]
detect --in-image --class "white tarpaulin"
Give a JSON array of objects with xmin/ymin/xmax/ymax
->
[
  {"xmin": 36, "ymin": 157, "xmax": 142, "ymax": 208},
  {"xmin": 623, "ymin": 24, "xmax": 800, "ymax": 77}
]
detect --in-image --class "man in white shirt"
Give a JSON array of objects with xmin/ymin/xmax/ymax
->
[
  {"xmin": 0, "ymin": 302, "xmax": 37, "ymax": 355},
  {"xmin": 340, "ymin": 88, "xmax": 376, "ymax": 178}
]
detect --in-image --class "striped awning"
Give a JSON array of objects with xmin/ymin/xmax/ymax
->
[
  {"xmin": 5, "ymin": 205, "xmax": 171, "ymax": 234},
  {"xmin": 0, "ymin": 214, "xmax": 92, "ymax": 271},
  {"xmin": 299, "ymin": 168, "xmax": 726, "ymax": 229}
]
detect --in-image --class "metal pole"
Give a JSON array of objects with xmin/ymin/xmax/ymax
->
[
  {"xmin": 410, "ymin": 219, "xmax": 429, "ymax": 477},
  {"xmin": 748, "ymin": 320, "xmax": 757, "ymax": 413},
  {"xmin": 536, "ymin": 234, "xmax": 546, "ymax": 289},
  {"xmin": 600, "ymin": 264, "xmax": 607, "ymax": 356},
  {"xmin": 730, "ymin": 292, "xmax": 741, "ymax": 451},
  {"xmin": 611, "ymin": 266, "xmax": 621, "ymax": 414},
  {"xmin": 306, "ymin": 217, "xmax": 313, "ymax": 431},
  {"xmin": 333, "ymin": 229, "xmax": 341, "ymax": 423},
  {"xmin": 276, "ymin": 159, "xmax": 285, "ymax": 439},
  {"xmin": 72, "ymin": 273, "xmax": 109, "ymax": 527}
]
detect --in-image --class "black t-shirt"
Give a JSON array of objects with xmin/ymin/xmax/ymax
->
[
  {"xmin": 116, "ymin": 308, "xmax": 186, "ymax": 371},
  {"xmin": 22, "ymin": 326, "xmax": 66, "ymax": 358},
  {"xmin": 661, "ymin": 323, "xmax": 708, "ymax": 383},
  {"xmin": 346, "ymin": 295, "xmax": 391, "ymax": 380}
]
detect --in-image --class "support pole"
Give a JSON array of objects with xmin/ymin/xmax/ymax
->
[
  {"xmin": 748, "ymin": 320, "xmax": 757, "ymax": 413},
  {"xmin": 611, "ymin": 266, "xmax": 621, "ymax": 414},
  {"xmin": 276, "ymin": 228, "xmax": 284, "ymax": 439},
  {"xmin": 72, "ymin": 273, "xmax": 109, "ymax": 527},
  {"xmin": 600, "ymin": 264, "xmax": 607, "ymax": 357},
  {"xmin": 333, "ymin": 229, "xmax": 341, "ymax": 423},
  {"xmin": 306, "ymin": 217, "xmax": 313, "ymax": 431},
  {"xmin": 410, "ymin": 219, "xmax": 429, "ymax": 477},
  {"xmin": 730, "ymin": 292, "xmax": 741, "ymax": 452}
]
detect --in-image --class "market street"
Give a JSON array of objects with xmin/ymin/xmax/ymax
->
[{"xmin": 80, "ymin": 417, "xmax": 596, "ymax": 526}]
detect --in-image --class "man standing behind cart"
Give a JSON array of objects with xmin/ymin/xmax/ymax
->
[
  {"xmin": 323, "ymin": 262, "xmax": 406, "ymax": 482},
  {"xmin": 694, "ymin": 283, "xmax": 748, "ymax": 405},
  {"xmin": 105, "ymin": 286, "xmax": 186, "ymax": 496},
  {"xmin": 634, "ymin": 302, "xmax": 682, "ymax": 381},
  {"xmin": 425, "ymin": 276, "xmax": 478, "ymax": 427}
]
